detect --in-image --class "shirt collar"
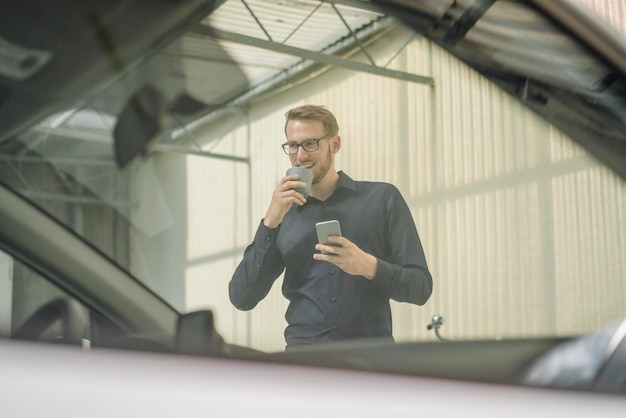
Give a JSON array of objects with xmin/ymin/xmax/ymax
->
[
  {"xmin": 336, "ymin": 170, "xmax": 357, "ymax": 192},
  {"xmin": 299, "ymin": 171, "xmax": 356, "ymax": 209}
]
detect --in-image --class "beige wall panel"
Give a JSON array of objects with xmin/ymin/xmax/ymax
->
[
  {"xmin": 184, "ymin": 119, "xmax": 252, "ymax": 345},
  {"xmin": 579, "ymin": 0, "xmax": 626, "ymax": 34}
]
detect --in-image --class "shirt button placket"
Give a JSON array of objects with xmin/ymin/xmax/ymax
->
[{"xmin": 328, "ymin": 268, "xmax": 339, "ymax": 335}]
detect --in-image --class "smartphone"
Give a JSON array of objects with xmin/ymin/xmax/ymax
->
[{"xmin": 315, "ymin": 220, "xmax": 342, "ymax": 251}]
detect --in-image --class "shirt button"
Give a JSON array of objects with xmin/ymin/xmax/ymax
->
[
  {"xmin": 330, "ymin": 297, "xmax": 336, "ymax": 302},
  {"xmin": 265, "ymin": 236, "xmax": 271, "ymax": 242},
  {"xmin": 328, "ymin": 270, "xmax": 334, "ymax": 275},
  {"xmin": 331, "ymin": 324, "xmax": 337, "ymax": 330}
]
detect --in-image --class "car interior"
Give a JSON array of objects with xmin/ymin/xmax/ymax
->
[{"xmin": 1, "ymin": 0, "xmax": 625, "ymax": 397}]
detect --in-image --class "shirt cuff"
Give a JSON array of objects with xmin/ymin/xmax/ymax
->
[
  {"xmin": 256, "ymin": 219, "xmax": 279, "ymax": 248},
  {"xmin": 371, "ymin": 258, "xmax": 395, "ymax": 289}
]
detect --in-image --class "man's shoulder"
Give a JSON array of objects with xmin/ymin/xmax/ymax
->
[
  {"xmin": 354, "ymin": 179, "xmax": 400, "ymax": 194},
  {"xmin": 338, "ymin": 172, "xmax": 402, "ymax": 197}
]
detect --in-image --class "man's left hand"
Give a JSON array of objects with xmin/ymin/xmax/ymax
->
[{"xmin": 314, "ymin": 236, "xmax": 378, "ymax": 280}]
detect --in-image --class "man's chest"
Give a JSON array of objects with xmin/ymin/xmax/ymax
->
[{"xmin": 277, "ymin": 198, "xmax": 387, "ymax": 261}]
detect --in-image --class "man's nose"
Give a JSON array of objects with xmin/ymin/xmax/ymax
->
[{"xmin": 295, "ymin": 145, "xmax": 309, "ymax": 160}]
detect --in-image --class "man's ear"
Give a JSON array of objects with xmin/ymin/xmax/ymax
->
[{"xmin": 332, "ymin": 135, "xmax": 341, "ymax": 153}]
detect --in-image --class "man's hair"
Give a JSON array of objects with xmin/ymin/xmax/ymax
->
[{"xmin": 284, "ymin": 105, "xmax": 339, "ymax": 136}]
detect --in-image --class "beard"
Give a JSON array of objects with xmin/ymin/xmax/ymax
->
[{"xmin": 312, "ymin": 145, "xmax": 333, "ymax": 184}]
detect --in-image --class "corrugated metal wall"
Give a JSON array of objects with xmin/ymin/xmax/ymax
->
[{"xmin": 186, "ymin": 1, "xmax": 626, "ymax": 352}]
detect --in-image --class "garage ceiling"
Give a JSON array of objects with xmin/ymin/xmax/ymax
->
[{"xmin": 30, "ymin": 0, "xmax": 431, "ymax": 152}]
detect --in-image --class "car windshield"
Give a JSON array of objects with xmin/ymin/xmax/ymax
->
[{"xmin": 1, "ymin": 0, "xmax": 624, "ymax": 355}]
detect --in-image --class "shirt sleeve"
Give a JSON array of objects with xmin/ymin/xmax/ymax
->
[
  {"xmin": 229, "ymin": 220, "xmax": 285, "ymax": 310},
  {"xmin": 371, "ymin": 186, "xmax": 433, "ymax": 305}
]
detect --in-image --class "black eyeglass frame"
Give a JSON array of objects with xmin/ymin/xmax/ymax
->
[{"xmin": 281, "ymin": 134, "xmax": 332, "ymax": 155}]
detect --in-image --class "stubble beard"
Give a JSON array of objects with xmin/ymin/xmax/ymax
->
[{"xmin": 312, "ymin": 146, "xmax": 333, "ymax": 185}]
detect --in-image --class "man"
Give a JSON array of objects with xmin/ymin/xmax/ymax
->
[{"xmin": 229, "ymin": 105, "xmax": 433, "ymax": 347}]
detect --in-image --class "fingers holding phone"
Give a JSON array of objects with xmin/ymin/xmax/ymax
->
[{"xmin": 314, "ymin": 220, "xmax": 377, "ymax": 279}]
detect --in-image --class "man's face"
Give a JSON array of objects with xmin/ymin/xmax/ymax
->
[{"xmin": 285, "ymin": 119, "xmax": 336, "ymax": 184}]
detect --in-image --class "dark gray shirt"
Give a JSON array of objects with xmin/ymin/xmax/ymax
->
[{"xmin": 229, "ymin": 171, "xmax": 433, "ymax": 347}]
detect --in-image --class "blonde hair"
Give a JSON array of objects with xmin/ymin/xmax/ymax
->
[{"xmin": 284, "ymin": 105, "xmax": 339, "ymax": 136}]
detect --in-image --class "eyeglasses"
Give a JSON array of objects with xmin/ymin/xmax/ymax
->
[{"xmin": 281, "ymin": 134, "xmax": 332, "ymax": 155}]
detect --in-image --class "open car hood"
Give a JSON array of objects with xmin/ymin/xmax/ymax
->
[
  {"xmin": 373, "ymin": 0, "xmax": 626, "ymax": 180},
  {"xmin": 4, "ymin": 0, "xmax": 624, "ymax": 177}
]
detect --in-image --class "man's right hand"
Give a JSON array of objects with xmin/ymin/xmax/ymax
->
[{"xmin": 263, "ymin": 174, "xmax": 308, "ymax": 229}]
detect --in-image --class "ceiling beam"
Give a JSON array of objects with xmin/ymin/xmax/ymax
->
[
  {"xmin": 153, "ymin": 144, "xmax": 250, "ymax": 164},
  {"xmin": 322, "ymin": 0, "xmax": 386, "ymax": 14},
  {"xmin": 190, "ymin": 25, "xmax": 434, "ymax": 86}
]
